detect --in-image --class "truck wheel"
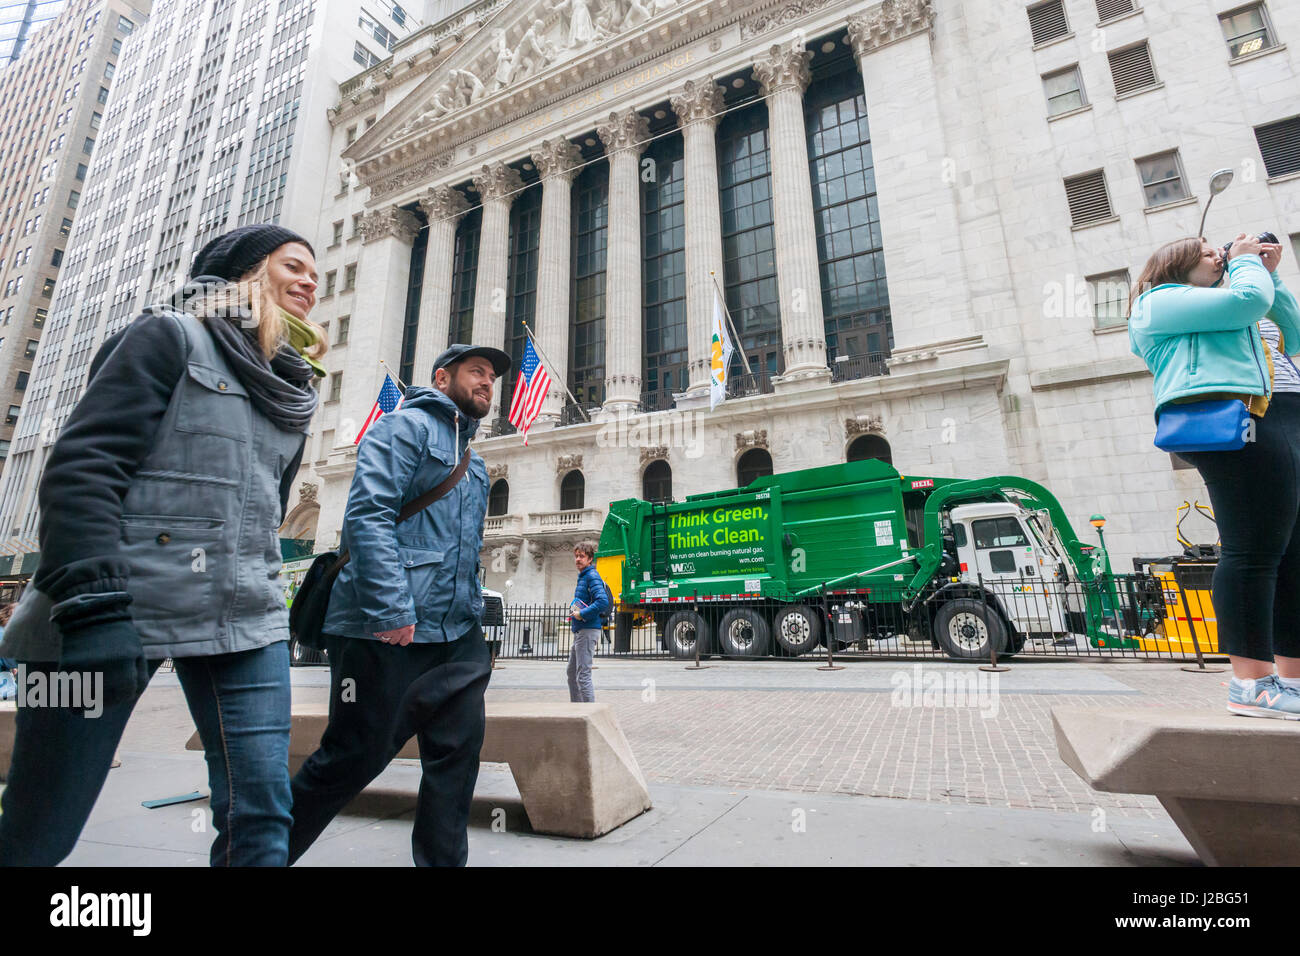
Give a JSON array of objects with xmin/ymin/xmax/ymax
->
[
  {"xmin": 718, "ymin": 607, "xmax": 772, "ymax": 657},
  {"xmin": 664, "ymin": 610, "xmax": 711, "ymax": 659},
  {"xmin": 933, "ymin": 599, "xmax": 1008, "ymax": 660},
  {"xmin": 773, "ymin": 604, "xmax": 822, "ymax": 656}
]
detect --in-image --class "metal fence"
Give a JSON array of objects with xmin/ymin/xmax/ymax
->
[{"xmin": 287, "ymin": 572, "xmax": 1225, "ymax": 667}]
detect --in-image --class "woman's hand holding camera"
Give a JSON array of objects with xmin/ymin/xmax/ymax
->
[
  {"xmin": 1224, "ymin": 233, "xmax": 1263, "ymax": 262},
  {"xmin": 1223, "ymin": 232, "xmax": 1283, "ymax": 273}
]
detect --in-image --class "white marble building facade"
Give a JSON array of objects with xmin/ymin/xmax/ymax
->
[{"xmin": 297, "ymin": 0, "xmax": 1300, "ymax": 605}]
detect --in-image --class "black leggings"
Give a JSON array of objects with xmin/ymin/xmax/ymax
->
[{"xmin": 1182, "ymin": 393, "xmax": 1300, "ymax": 661}]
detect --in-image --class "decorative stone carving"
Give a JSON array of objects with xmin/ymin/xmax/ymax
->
[
  {"xmin": 416, "ymin": 184, "xmax": 471, "ymax": 224},
  {"xmin": 488, "ymin": 463, "xmax": 509, "ymax": 480},
  {"xmin": 845, "ymin": 414, "xmax": 885, "ymax": 436},
  {"xmin": 358, "ymin": 206, "xmax": 421, "ymax": 245},
  {"xmin": 532, "ymin": 137, "xmax": 584, "ymax": 182},
  {"xmin": 492, "ymin": 543, "xmax": 521, "ymax": 572},
  {"xmin": 369, "ymin": 154, "xmax": 454, "ymax": 201},
  {"xmin": 509, "ymin": 19, "xmax": 559, "ymax": 85},
  {"xmin": 448, "ymin": 68, "xmax": 487, "ymax": 107},
  {"xmin": 527, "ymin": 539, "xmax": 547, "ymax": 571},
  {"xmin": 669, "ymin": 78, "xmax": 725, "ymax": 126},
  {"xmin": 847, "ymin": 0, "xmax": 936, "ymax": 56},
  {"xmin": 298, "ymin": 482, "xmax": 318, "ymax": 503},
  {"xmin": 735, "ymin": 429, "xmax": 769, "ymax": 451},
  {"xmin": 741, "ymin": 0, "xmax": 837, "ymax": 40},
  {"xmin": 752, "ymin": 40, "xmax": 813, "ymax": 97},
  {"xmin": 596, "ymin": 107, "xmax": 651, "ymax": 154},
  {"xmin": 472, "ymin": 161, "xmax": 525, "ymax": 202},
  {"xmin": 708, "ymin": 36, "xmax": 722, "ymax": 52},
  {"xmin": 639, "ymin": 445, "xmax": 669, "ymax": 466},
  {"xmin": 557, "ymin": 454, "xmax": 584, "ymax": 474}
]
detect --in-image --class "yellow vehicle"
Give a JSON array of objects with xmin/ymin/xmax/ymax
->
[{"xmin": 1133, "ymin": 502, "xmax": 1220, "ymax": 655}]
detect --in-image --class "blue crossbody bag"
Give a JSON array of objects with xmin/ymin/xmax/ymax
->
[{"xmin": 1153, "ymin": 399, "xmax": 1252, "ymax": 453}]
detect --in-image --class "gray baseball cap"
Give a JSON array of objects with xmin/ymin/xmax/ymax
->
[{"xmin": 432, "ymin": 343, "xmax": 512, "ymax": 379}]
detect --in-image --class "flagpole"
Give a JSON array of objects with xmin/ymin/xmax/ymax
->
[
  {"xmin": 710, "ymin": 272, "xmax": 752, "ymax": 376},
  {"xmin": 521, "ymin": 321, "xmax": 589, "ymax": 421},
  {"xmin": 378, "ymin": 360, "xmax": 408, "ymax": 392}
]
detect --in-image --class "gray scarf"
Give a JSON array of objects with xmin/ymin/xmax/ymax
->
[{"xmin": 203, "ymin": 315, "xmax": 320, "ymax": 434}]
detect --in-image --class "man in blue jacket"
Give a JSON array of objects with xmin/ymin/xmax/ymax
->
[
  {"xmin": 568, "ymin": 541, "xmax": 610, "ymax": 702},
  {"xmin": 288, "ymin": 343, "xmax": 510, "ymax": 867}
]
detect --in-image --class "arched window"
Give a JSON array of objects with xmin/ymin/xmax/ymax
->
[
  {"xmin": 847, "ymin": 434, "xmax": 892, "ymax": 465},
  {"xmin": 560, "ymin": 470, "xmax": 585, "ymax": 511},
  {"xmin": 736, "ymin": 448, "xmax": 773, "ymax": 487},
  {"xmin": 488, "ymin": 479, "xmax": 509, "ymax": 516},
  {"xmin": 643, "ymin": 460, "xmax": 672, "ymax": 503}
]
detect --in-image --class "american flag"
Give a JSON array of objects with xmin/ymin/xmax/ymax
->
[
  {"xmin": 354, "ymin": 373, "xmax": 404, "ymax": 444},
  {"xmin": 507, "ymin": 338, "xmax": 550, "ymax": 445}
]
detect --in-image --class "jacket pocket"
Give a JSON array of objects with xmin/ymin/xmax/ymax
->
[
  {"xmin": 1190, "ymin": 334, "xmax": 1199, "ymax": 375},
  {"xmin": 176, "ymin": 362, "xmax": 251, "ymax": 441},
  {"xmin": 400, "ymin": 546, "xmax": 445, "ymax": 615},
  {"xmin": 120, "ymin": 514, "xmax": 227, "ymax": 627}
]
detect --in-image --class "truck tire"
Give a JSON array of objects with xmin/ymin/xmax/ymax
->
[
  {"xmin": 718, "ymin": 607, "xmax": 772, "ymax": 657},
  {"xmin": 664, "ymin": 610, "xmax": 711, "ymax": 659},
  {"xmin": 773, "ymin": 604, "xmax": 822, "ymax": 656},
  {"xmin": 933, "ymin": 599, "xmax": 1008, "ymax": 660}
]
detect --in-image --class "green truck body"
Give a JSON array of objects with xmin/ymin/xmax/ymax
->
[{"xmin": 596, "ymin": 458, "xmax": 1153, "ymax": 659}]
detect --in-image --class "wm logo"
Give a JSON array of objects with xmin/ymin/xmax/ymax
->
[{"xmin": 670, "ymin": 562, "xmax": 695, "ymax": 574}]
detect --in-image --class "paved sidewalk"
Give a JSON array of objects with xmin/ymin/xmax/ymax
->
[
  {"xmin": 57, "ymin": 751, "xmax": 1196, "ymax": 867},
  {"xmin": 5, "ymin": 657, "xmax": 1227, "ymax": 864}
]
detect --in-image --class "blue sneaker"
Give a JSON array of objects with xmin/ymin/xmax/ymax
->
[{"xmin": 1227, "ymin": 675, "xmax": 1300, "ymax": 720}]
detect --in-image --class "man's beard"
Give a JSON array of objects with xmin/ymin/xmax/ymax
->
[{"xmin": 446, "ymin": 376, "xmax": 492, "ymax": 419}]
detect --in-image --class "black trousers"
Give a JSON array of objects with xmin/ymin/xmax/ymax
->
[
  {"xmin": 1182, "ymin": 392, "xmax": 1300, "ymax": 662},
  {"xmin": 287, "ymin": 624, "xmax": 492, "ymax": 866}
]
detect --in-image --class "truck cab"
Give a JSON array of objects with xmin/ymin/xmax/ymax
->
[{"xmin": 946, "ymin": 502, "xmax": 1070, "ymax": 640}]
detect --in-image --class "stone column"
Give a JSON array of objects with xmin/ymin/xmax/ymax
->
[
  {"xmin": 596, "ymin": 108, "xmax": 651, "ymax": 415},
  {"xmin": 413, "ymin": 185, "xmax": 470, "ymax": 385},
  {"xmin": 530, "ymin": 137, "xmax": 583, "ymax": 424},
  {"xmin": 670, "ymin": 79, "xmax": 727, "ymax": 400},
  {"xmin": 471, "ymin": 161, "xmax": 524, "ymax": 423},
  {"xmin": 336, "ymin": 205, "xmax": 420, "ymax": 447},
  {"xmin": 753, "ymin": 40, "xmax": 830, "ymax": 385},
  {"xmin": 848, "ymin": 0, "xmax": 970, "ymax": 358}
]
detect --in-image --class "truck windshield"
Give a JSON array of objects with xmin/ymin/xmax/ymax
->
[{"xmin": 972, "ymin": 517, "xmax": 1029, "ymax": 549}]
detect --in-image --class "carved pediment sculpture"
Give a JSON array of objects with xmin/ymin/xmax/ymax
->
[{"xmin": 510, "ymin": 19, "xmax": 559, "ymax": 85}]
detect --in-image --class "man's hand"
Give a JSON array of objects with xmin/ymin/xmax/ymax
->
[{"xmin": 375, "ymin": 624, "xmax": 415, "ymax": 646}]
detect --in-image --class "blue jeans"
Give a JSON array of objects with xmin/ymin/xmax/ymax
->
[
  {"xmin": 0, "ymin": 641, "xmax": 291, "ymax": 866},
  {"xmin": 567, "ymin": 629, "xmax": 598, "ymax": 702}
]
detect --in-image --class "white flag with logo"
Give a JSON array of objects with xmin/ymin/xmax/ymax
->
[{"xmin": 709, "ymin": 286, "xmax": 734, "ymax": 410}]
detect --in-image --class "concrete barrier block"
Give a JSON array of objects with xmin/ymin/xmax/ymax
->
[{"xmin": 1053, "ymin": 707, "xmax": 1300, "ymax": 866}]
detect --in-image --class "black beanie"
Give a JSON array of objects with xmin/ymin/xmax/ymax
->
[{"xmin": 188, "ymin": 224, "xmax": 314, "ymax": 282}]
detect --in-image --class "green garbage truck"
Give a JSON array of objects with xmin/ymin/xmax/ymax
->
[{"xmin": 595, "ymin": 458, "xmax": 1158, "ymax": 660}]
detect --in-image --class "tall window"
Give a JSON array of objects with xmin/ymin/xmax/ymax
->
[
  {"xmin": 808, "ymin": 66, "xmax": 891, "ymax": 377},
  {"xmin": 736, "ymin": 448, "xmax": 773, "ymax": 487},
  {"xmin": 643, "ymin": 460, "xmax": 672, "ymax": 503},
  {"xmin": 398, "ymin": 218, "xmax": 427, "ymax": 386},
  {"xmin": 847, "ymin": 434, "xmax": 891, "ymax": 464},
  {"xmin": 641, "ymin": 134, "xmax": 686, "ymax": 409},
  {"xmin": 717, "ymin": 104, "xmax": 782, "ymax": 385},
  {"xmin": 449, "ymin": 205, "xmax": 481, "ymax": 347},
  {"xmin": 560, "ymin": 470, "xmax": 585, "ymax": 510},
  {"xmin": 488, "ymin": 479, "xmax": 509, "ymax": 516},
  {"xmin": 570, "ymin": 162, "xmax": 608, "ymax": 407},
  {"xmin": 503, "ymin": 180, "xmax": 542, "ymax": 419}
]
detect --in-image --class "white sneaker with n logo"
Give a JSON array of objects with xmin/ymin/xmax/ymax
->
[{"xmin": 1227, "ymin": 675, "xmax": 1300, "ymax": 720}]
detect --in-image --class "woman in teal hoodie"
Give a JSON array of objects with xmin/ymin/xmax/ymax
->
[{"xmin": 1129, "ymin": 234, "xmax": 1300, "ymax": 719}]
